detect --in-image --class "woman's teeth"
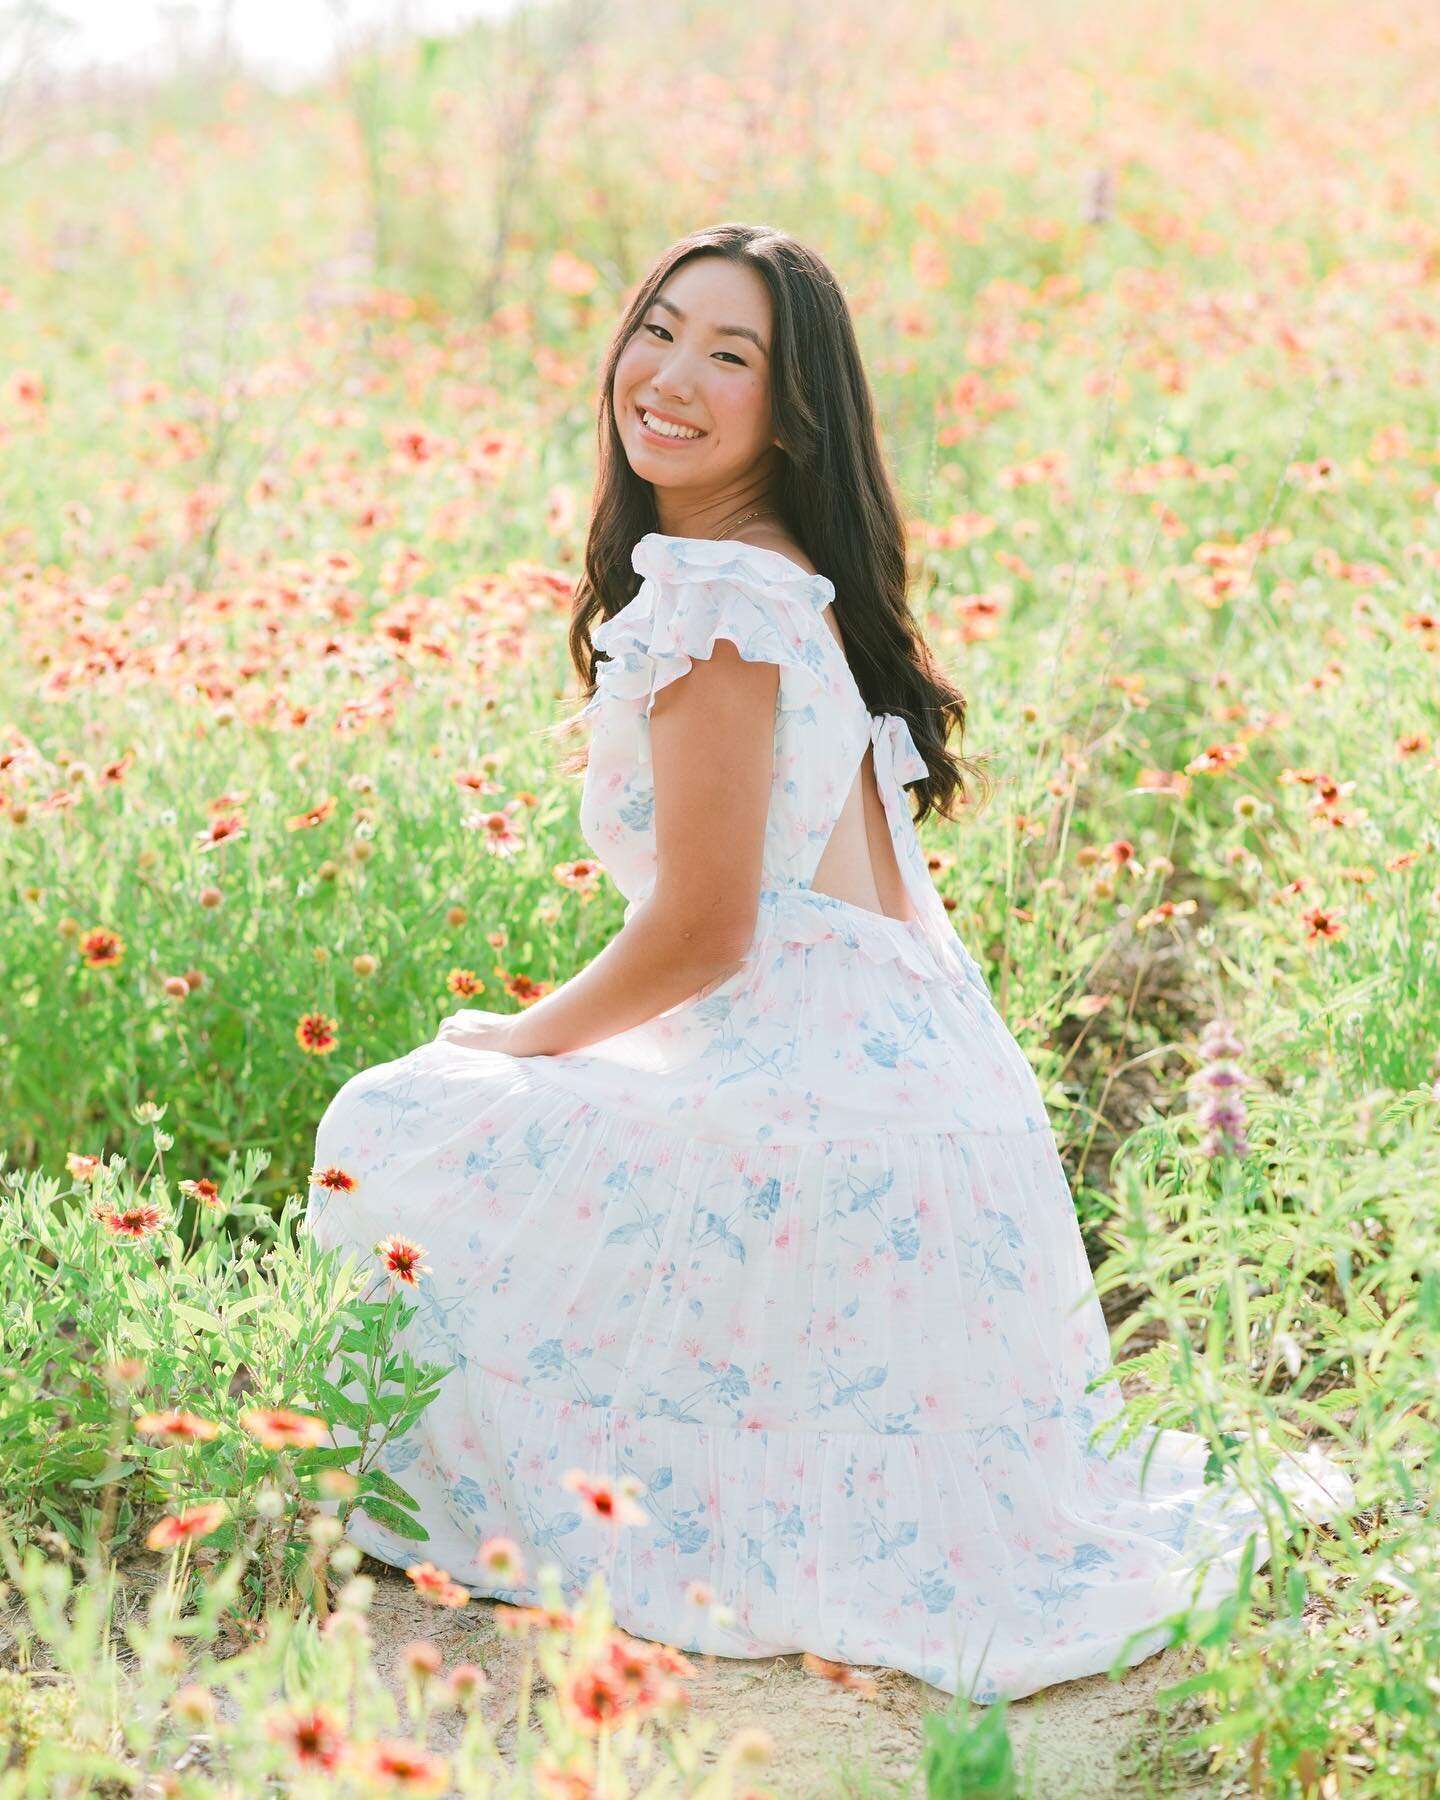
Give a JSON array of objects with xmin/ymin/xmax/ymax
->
[{"xmin": 641, "ymin": 408, "xmax": 704, "ymax": 439}]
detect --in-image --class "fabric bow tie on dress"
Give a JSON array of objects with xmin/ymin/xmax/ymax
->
[{"xmin": 870, "ymin": 711, "xmax": 928, "ymax": 791}]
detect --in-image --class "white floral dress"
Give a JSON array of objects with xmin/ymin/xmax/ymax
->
[{"xmin": 306, "ymin": 532, "xmax": 1353, "ymax": 1703}]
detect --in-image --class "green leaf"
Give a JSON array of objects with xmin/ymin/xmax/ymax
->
[
  {"xmin": 357, "ymin": 1496, "xmax": 429, "ymax": 1540},
  {"xmin": 360, "ymin": 1468, "xmax": 420, "ymax": 1509},
  {"xmin": 311, "ymin": 1378, "xmax": 370, "ymax": 1431},
  {"xmin": 171, "ymin": 1302, "xmax": 225, "ymax": 1334},
  {"xmin": 294, "ymin": 1445, "xmax": 362, "ymax": 1473}
]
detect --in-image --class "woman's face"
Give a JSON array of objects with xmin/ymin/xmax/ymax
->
[{"xmin": 612, "ymin": 255, "xmax": 780, "ymax": 502}]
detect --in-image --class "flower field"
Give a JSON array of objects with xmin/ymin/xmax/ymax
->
[{"xmin": 2, "ymin": 0, "xmax": 1438, "ymax": 1793}]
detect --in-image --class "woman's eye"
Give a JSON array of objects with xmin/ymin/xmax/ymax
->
[{"xmin": 643, "ymin": 323, "xmax": 744, "ymax": 364}]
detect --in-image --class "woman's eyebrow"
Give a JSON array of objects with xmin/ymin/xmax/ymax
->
[{"xmin": 651, "ymin": 293, "xmax": 769, "ymax": 357}]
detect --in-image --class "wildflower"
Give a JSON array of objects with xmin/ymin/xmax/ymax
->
[
  {"xmin": 263, "ymin": 1703, "xmax": 346, "ymax": 1773},
  {"xmin": 135, "ymin": 1409, "xmax": 220, "ymax": 1443},
  {"xmin": 560, "ymin": 1468, "xmax": 650, "ymax": 1529},
  {"xmin": 195, "ymin": 811, "xmax": 246, "ymax": 852},
  {"xmin": 178, "ymin": 1176, "xmax": 223, "ymax": 1209},
  {"xmin": 101, "ymin": 1203, "xmax": 164, "ymax": 1239},
  {"xmin": 356, "ymin": 1740, "xmax": 449, "ymax": 1795},
  {"xmin": 352, "ymin": 952, "xmax": 378, "ymax": 976},
  {"xmin": 198, "ymin": 885, "xmax": 223, "ymax": 909},
  {"xmin": 1186, "ymin": 1018, "xmax": 1251, "ymax": 1159},
  {"xmin": 1135, "ymin": 898, "xmax": 1199, "ymax": 931},
  {"xmin": 532, "ymin": 1749, "xmax": 604, "ymax": 1797},
  {"xmin": 375, "ymin": 1235, "xmax": 430, "ymax": 1286},
  {"xmin": 602, "ymin": 1630, "xmax": 669, "ymax": 1706},
  {"xmin": 1300, "ymin": 905, "xmax": 1345, "ymax": 943},
  {"xmin": 1184, "ymin": 742, "xmax": 1246, "ymax": 776},
  {"xmin": 66, "ymin": 1151, "xmax": 102, "ymax": 1180},
  {"xmin": 476, "ymin": 1534, "xmax": 526, "ymax": 1586},
  {"xmin": 445, "ymin": 905, "xmax": 467, "ymax": 928},
  {"xmin": 406, "ymin": 1563, "xmax": 470, "ymax": 1608},
  {"xmin": 730, "ymin": 1726, "xmax": 775, "ymax": 1767},
  {"xmin": 447, "ymin": 1662, "xmax": 490, "ymax": 1706},
  {"xmin": 162, "ymin": 975, "xmax": 190, "ymax": 1000},
  {"xmin": 1104, "ymin": 838, "xmax": 1139, "ymax": 870},
  {"xmin": 145, "ymin": 1502, "xmax": 227, "ymax": 1550},
  {"xmin": 295, "ymin": 1011, "xmax": 339, "ymax": 1054},
  {"xmin": 104, "ymin": 1357, "xmax": 146, "ymax": 1388},
  {"xmin": 79, "ymin": 927, "xmax": 125, "ymax": 968},
  {"xmin": 566, "ymin": 1661, "xmax": 629, "ymax": 1734},
  {"xmin": 459, "ymin": 808, "xmax": 524, "ymax": 854},
  {"xmin": 309, "ymin": 1165, "xmax": 357, "ymax": 1194},
  {"xmin": 446, "ymin": 968, "xmax": 480, "ymax": 997},
  {"xmin": 801, "ymin": 1651, "xmax": 877, "ymax": 1694},
  {"xmin": 240, "ymin": 1407, "xmax": 328, "ymax": 1451},
  {"xmin": 553, "ymin": 857, "xmax": 604, "ymax": 896},
  {"xmin": 494, "ymin": 1602, "xmax": 577, "ymax": 1636},
  {"xmin": 170, "ymin": 1685, "xmax": 215, "ymax": 1727},
  {"xmin": 400, "ymin": 1638, "xmax": 444, "ymax": 1679},
  {"xmin": 286, "ymin": 796, "xmax": 337, "ymax": 834}
]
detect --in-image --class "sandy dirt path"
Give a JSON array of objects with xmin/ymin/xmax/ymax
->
[{"xmin": 353, "ymin": 1559, "xmax": 1221, "ymax": 1798}]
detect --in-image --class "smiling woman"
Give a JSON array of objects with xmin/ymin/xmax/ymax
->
[{"xmin": 306, "ymin": 222, "xmax": 1354, "ymax": 1707}]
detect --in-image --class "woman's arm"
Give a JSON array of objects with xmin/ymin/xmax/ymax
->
[{"xmin": 492, "ymin": 638, "xmax": 780, "ymax": 1058}]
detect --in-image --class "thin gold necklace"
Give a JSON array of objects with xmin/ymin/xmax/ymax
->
[{"xmin": 712, "ymin": 504, "xmax": 779, "ymax": 542}]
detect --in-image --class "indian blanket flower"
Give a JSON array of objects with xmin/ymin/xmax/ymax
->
[
  {"xmin": 178, "ymin": 1176, "xmax": 223, "ymax": 1209},
  {"xmin": 1185, "ymin": 741, "xmax": 1247, "ymax": 776},
  {"xmin": 446, "ymin": 968, "xmax": 480, "ymax": 997},
  {"xmin": 553, "ymin": 857, "xmax": 604, "ymax": 897},
  {"xmin": 135, "ymin": 1409, "xmax": 220, "ymax": 1443},
  {"xmin": 1301, "ymin": 904, "xmax": 1345, "ymax": 943},
  {"xmin": 400, "ymin": 1639, "xmax": 444, "ymax": 1679},
  {"xmin": 285, "ymin": 794, "xmax": 336, "ymax": 831},
  {"xmin": 494, "ymin": 1602, "xmax": 577, "ymax": 1637},
  {"xmin": 1186, "ymin": 1017, "xmax": 1251, "ymax": 1159},
  {"xmin": 145, "ymin": 1501, "xmax": 227, "ymax": 1550},
  {"xmin": 566, "ymin": 1661, "xmax": 630, "ymax": 1735},
  {"xmin": 263, "ymin": 1704, "xmax": 347, "ymax": 1773},
  {"xmin": 356, "ymin": 1741, "xmax": 449, "ymax": 1795},
  {"xmin": 66, "ymin": 1151, "xmax": 102, "ymax": 1180},
  {"xmin": 295, "ymin": 1011, "xmax": 339, "ymax": 1054},
  {"xmin": 447, "ymin": 1662, "xmax": 489, "ymax": 1705},
  {"xmin": 375, "ymin": 1235, "xmax": 430, "ymax": 1286},
  {"xmin": 100, "ymin": 1203, "xmax": 164, "ymax": 1239},
  {"xmin": 460, "ymin": 808, "xmax": 524, "ymax": 854},
  {"xmin": 560, "ymin": 1468, "xmax": 650, "ymax": 1529},
  {"xmin": 476, "ymin": 1534, "xmax": 526, "ymax": 1586},
  {"xmin": 801, "ymin": 1652, "xmax": 877, "ymax": 1694},
  {"xmin": 240, "ymin": 1407, "xmax": 328, "ymax": 1451},
  {"xmin": 79, "ymin": 927, "xmax": 125, "ymax": 968},
  {"xmin": 243, "ymin": 1404, "xmax": 331, "ymax": 1447},
  {"xmin": 406, "ymin": 1563, "xmax": 471, "ymax": 1608},
  {"xmin": 309, "ymin": 1165, "xmax": 357, "ymax": 1194},
  {"xmin": 195, "ymin": 811, "xmax": 246, "ymax": 851}
]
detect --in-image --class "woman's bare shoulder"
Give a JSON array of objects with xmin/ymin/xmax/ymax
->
[{"xmin": 729, "ymin": 530, "xmax": 819, "ymax": 578}]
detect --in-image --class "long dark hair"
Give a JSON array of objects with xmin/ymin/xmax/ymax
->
[{"xmin": 546, "ymin": 221, "xmax": 992, "ymax": 826}]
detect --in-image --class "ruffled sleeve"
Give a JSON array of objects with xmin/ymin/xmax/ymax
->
[{"xmin": 588, "ymin": 533, "xmax": 837, "ymax": 717}]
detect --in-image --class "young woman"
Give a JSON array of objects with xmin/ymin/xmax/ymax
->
[{"xmin": 307, "ymin": 223, "xmax": 1351, "ymax": 1703}]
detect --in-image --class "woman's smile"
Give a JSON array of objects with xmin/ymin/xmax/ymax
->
[{"xmin": 634, "ymin": 402, "xmax": 708, "ymax": 444}]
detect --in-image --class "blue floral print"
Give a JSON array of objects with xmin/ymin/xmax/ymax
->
[{"xmin": 306, "ymin": 532, "xmax": 1353, "ymax": 1703}]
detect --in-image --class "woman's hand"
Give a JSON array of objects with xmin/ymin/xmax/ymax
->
[{"xmin": 433, "ymin": 1008, "xmax": 518, "ymax": 1054}]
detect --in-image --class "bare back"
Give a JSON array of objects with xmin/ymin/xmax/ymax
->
[{"xmin": 807, "ymin": 605, "xmax": 921, "ymax": 926}]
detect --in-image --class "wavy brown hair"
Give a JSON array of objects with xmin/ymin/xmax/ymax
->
[{"xmin": 544, "ymin": 221, "xmax": 992, "ymax": 827}]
